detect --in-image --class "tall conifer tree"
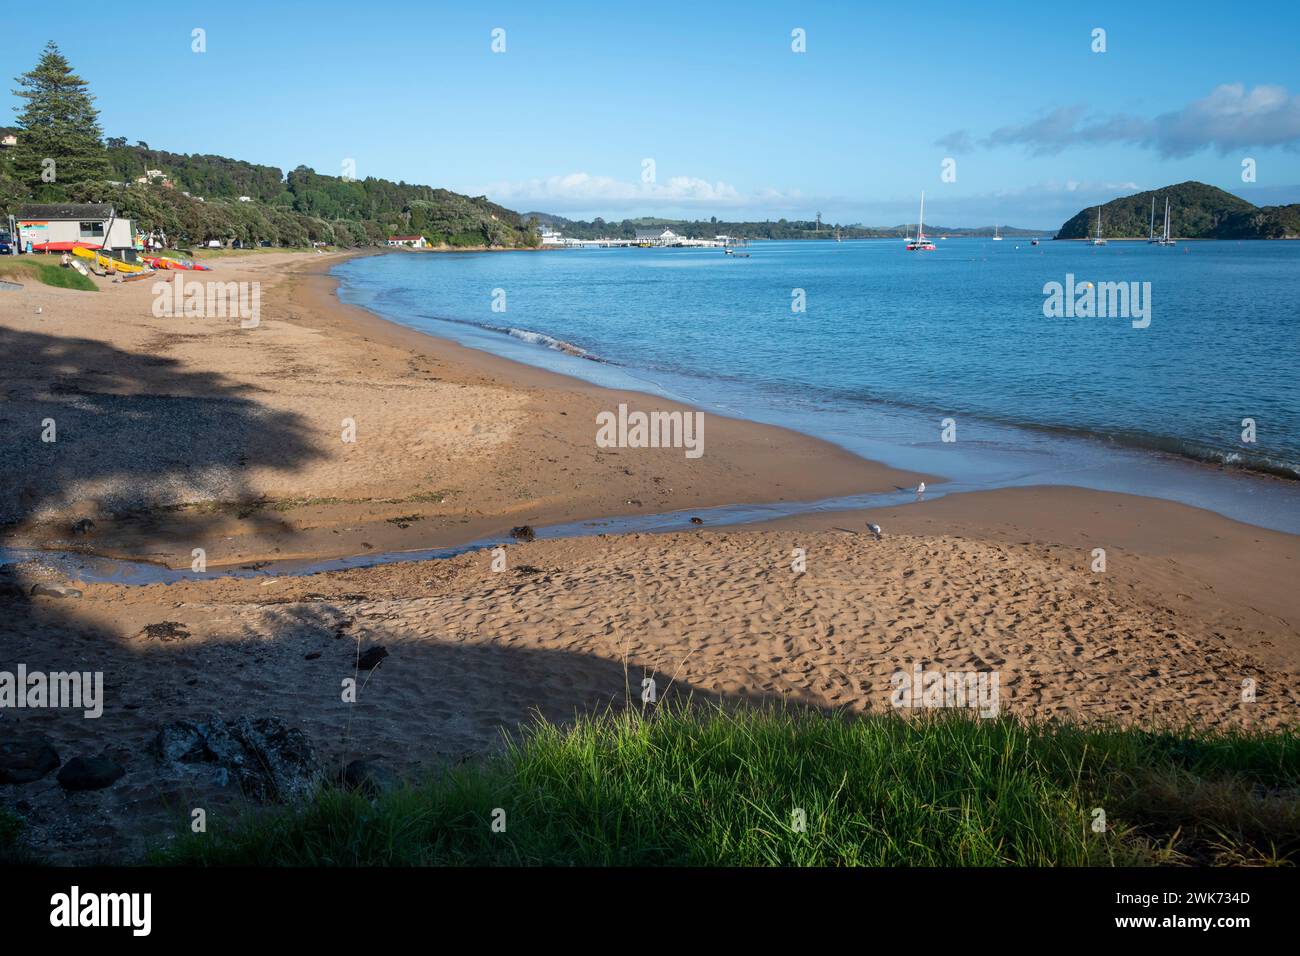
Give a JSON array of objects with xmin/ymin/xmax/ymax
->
[{"xmin": 12, "ymin": 42, "xmax": 110, "ymax": 199}]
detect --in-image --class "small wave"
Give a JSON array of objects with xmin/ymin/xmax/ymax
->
[
  {"xmin": 388, "ymin": 308, "xmax": 611, "ymax": 364},
  {"xmin": 505, "ymin": 327, "xmax": 593, "ymax": 358}
]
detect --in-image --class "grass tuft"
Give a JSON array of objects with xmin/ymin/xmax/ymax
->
[{"xmin": 150, "ymin": 705, "xmax": 1299, "ymax": 867}]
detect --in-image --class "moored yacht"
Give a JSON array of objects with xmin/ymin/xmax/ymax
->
[
  {"xmin": 1091, "ymin": 206, "xmax": 1107, "ymax": 245},
  {"xmin": 906, "ymin": 191, "xmax": 936, "ymax": 251}
]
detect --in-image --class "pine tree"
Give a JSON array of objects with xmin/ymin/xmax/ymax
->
[{"xmin": 11, "ymin": 42, "xmax": 110, "ymax": 199}]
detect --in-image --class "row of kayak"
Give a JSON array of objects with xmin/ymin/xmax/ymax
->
[{"xmin": 70, "ymin": 246, "xmax": 211, "ymax": 274}]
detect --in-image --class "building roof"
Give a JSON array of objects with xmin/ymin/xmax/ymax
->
[
  {"xmin": 16, "ymin": 203, "xmax": 115, "ymax": 221},
  {"xmin": 388, "ymin": 235, "xmax": 423, "ymax": 241},
  {"xmin": 634, "ymin": 227, "xmax": 675, "ymax": 239}
]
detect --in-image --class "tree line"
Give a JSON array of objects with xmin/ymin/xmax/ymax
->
[{"xmin": 2, "ymin": 42, "xmax": 539, "ymax": 249}]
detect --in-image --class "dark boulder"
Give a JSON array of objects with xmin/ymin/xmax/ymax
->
[
  {"xmin": 57, "ymin": 755, "xmax": 125, "ymax": 791},
  {"xmin": 356, "ymin": 646, "xmax": 388, "ymax": 670},
  {"xmin": 340, "ymin": 759, "xmax": 399, "ymax": 797},
  {"xmin": 152, "ymin": 716, "xmax": 321, "ymax": 803}
]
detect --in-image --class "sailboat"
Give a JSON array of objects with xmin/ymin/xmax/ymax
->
[
  {"xmin": 1147, "ymin": 197, "xmax": 1158, "ymax": 244},
  {"xmin": 1155, "ymin": 198, "xmax": 1175, "ymax": 246},
  {"xmin": 992, "ymin": 224, "xmax": 1003, "ymax": 241},
  {"xmin": 1090, "ymin": 206, "xmax": 1107, "ymax": 245},
  {"xmin": 905, "ymin": 192, "xmax": 936, "ymax": 251}
]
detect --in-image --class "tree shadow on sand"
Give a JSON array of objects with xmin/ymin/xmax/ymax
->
[{"xmin": 0, "ymin": 325, "xmax": 325, "ymax": 546}]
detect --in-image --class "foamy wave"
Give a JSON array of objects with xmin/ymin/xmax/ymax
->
[{"xmin": 506, "ymin": 327, "xmax": 592, "ymax": 358}]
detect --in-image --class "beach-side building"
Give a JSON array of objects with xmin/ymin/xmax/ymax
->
[
  {"xmin": 539, "ymin": 225, "xmax": 565, "ymax": 246},
  {"xmin": 14, "ymin": 203, "xmax": 135, "ymax": 253},
  {"xmin": 386, "ymin": 235, "xmax": 428, "ymax": 248},
  {"xmin": 634, "ymin": 227, "xmax": 680, "ymax": 246}
]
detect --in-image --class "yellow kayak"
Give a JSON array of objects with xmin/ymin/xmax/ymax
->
[{"xmin": 72, "ymin": 246, "xmax": 152, "ymax": 274}]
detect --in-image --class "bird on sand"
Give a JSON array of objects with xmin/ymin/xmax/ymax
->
[{"xmin": 866, "ymin": 523, "xmax": 883, "ymax": 540}]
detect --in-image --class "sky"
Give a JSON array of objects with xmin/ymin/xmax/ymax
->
[{"xmin": 4, "ymin": 0, "xmax": 1300, "ymax": 228}]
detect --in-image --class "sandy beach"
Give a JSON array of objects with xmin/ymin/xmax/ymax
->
[
  {"xmin": 0, "ymin": 250, "xmax": 923, "ymax": 568},
  {"xmin": 2, "ymin": 250, "xmax": 1297, "ymax": 863}
]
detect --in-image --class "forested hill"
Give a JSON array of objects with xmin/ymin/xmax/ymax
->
[
  {"xmin": 1056, "ymin": 182, "xmax": 1300, "ymax": 240},
  {"xmin": 99, "ymin": 140, "xmax": 538, "ymax": 247},
  {"xmin": 527, "ymin": 213, "xmax": 1046, "ymax": 240}
]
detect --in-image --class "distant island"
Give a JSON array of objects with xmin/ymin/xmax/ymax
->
[{"xmin": 1056, "ymin": 181, "xmax": 1300, "ymax": 240}]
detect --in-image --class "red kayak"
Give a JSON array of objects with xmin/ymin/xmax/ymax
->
[
  {"xmin": 143, "ymin": 255, "xmax": 211, "ymax": 272},
  {"xmin": 32, "ymin": 241, "xmax": 100, "ymax": 253}
]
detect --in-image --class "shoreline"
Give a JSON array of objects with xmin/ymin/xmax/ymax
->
[
  {"xmin": 0, "ymin": 250, "xmax": 928, "ymax": 568},
  {"xmin": 3, "ymin": 248, "xmax": 1298, "ymax": 564}
]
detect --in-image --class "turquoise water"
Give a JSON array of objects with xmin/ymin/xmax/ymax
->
[{"xmin": 334, "ymin": 240, "xmax": 1300, "ymax": 533}]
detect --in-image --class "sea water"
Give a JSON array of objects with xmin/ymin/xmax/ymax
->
[{"xmin": 334, "ymin": 240, "xmax": 1300, "ymax": 533}]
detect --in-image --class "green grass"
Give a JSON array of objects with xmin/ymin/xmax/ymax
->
[
  {"xmin": 0, "ymin": 258, "xmax": 97, "ymax": 291},
  {"xmin": 148, "ymin": 706, "xmax": 1300, "ymax": 867}
]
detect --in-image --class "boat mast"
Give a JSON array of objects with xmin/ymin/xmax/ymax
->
[
  {"xmin": 1164, "ymin": 198, "xmax": 1170, "ymax": 241},
  {"xmin": 1149, "ymin": 197, "xmax": 1155, "ymax": 241},
  {"xmin": 918, "ymin": 191, "xmax": 925, "ymax": 239}
]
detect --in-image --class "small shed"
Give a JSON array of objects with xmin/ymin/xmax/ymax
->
[{"xmin": 15, "ymin": 203, "xmax": 136, "ymax": 253}]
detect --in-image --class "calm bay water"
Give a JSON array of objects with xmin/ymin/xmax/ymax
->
[{"xmin": 334, "ymin": 240, "xmax": 1300, "ymax": 533}]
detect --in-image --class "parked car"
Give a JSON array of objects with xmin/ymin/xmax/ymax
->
[{"xmin": 0, "ymin": 232, "xmax": 13, "ymax": 255}]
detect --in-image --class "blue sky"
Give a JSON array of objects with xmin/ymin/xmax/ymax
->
[{"xmin": 5, "ymin": 0, "xmax": 1299, "ymax": 227}]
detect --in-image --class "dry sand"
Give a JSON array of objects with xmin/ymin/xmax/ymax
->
[{"xmin": 1, "ymin": 250, "xmax": 1297, "ymax": 863}]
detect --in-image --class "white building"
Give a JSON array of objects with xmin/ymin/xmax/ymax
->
[
  {"xmin": 386, "ymin": 235, "xmax": 428, "ymax": 248},
  {"xmin": 633, "ymin": 227, "xmax": 681, "ymax": 246},
  {"xmin": 539, "ymin": 225, "xmax": 565, "ymax": 246},
  {"xmin": 15, "ymin": 203, "xmax": 135, "ymax": 253}
]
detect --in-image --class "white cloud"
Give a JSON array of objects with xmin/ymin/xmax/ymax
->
[
  {"xmin": 938, "ymin": 84, "xmax": 1300, "ymax": 158},
  {"xmin": 478, "ymin": 171, "xmax": 805, "ymax": 214}
]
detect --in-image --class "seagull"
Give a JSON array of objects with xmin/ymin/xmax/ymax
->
[
  {"xmin": 866, "ymin": 523, "xmax": 883, "ymax": 540},
  {"xmin": 916, "ymin": 481, "xmax": 926, "ymax": 499}
]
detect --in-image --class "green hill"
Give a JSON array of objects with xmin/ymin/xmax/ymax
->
[
  {"xmin": 528, "ymin": 212, "xmax": 1046, "ymax": 241},
  {"xmin": 1056, "ymin": 182, "xmax": 1299, "ymax": 240},
  {"xmin": 91, "ymin": 142, "xmax": 539, "ymax": 249}
]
